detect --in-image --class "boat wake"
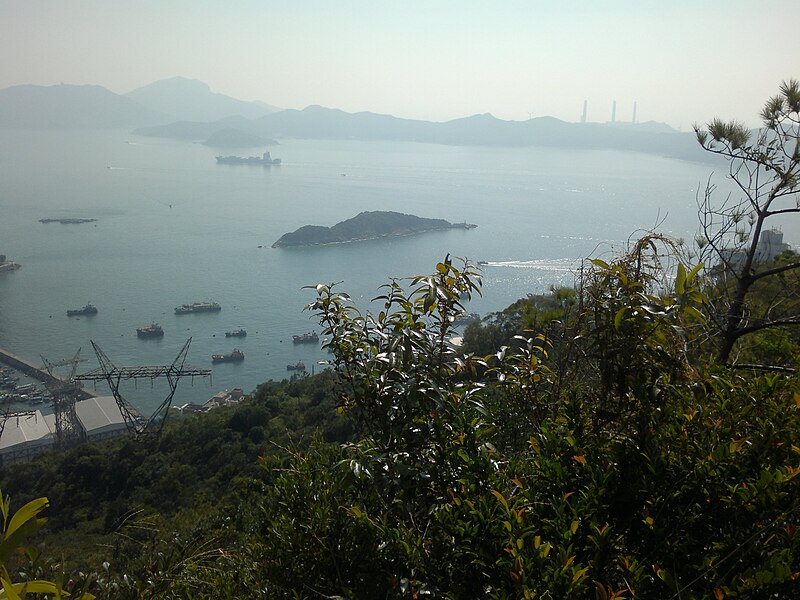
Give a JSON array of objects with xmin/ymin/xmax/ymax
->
[{"xmin": 479, "ymin": 259, "xmax": 577, "ymax": 272}]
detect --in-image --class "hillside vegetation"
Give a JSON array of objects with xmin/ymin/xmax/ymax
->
[
  {"xmin": 1, "ymin": 84, "xmax": 799, "ymax": 599},
  {"xmin": 1, "ymin": 247, "xmax": 797, "ymax": 599}
]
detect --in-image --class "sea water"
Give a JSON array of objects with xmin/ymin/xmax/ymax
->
[{"xmin": 0, "ymin": 129, "xmax": 757, "ymax": 415}]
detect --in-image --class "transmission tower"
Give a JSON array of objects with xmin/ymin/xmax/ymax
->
[
  {"xmin": 75, "ymin": 338, "xmax": 210, "ymax": 436},
  {"xmin": 41, "ymin": 348, "xmax": 87, "ymax": 447}
]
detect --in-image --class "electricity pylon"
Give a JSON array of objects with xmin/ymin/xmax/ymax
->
[
  {"xmin": 76, "ymin": 338, "xmax": 210, "ymax": 436},
  {"xmin": 41, "ymin": 348, "xmax": 87, "ymax": 447}
]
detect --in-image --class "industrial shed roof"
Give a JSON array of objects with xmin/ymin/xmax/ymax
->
[
  {"xmin": 75, "ymin": 396, "xmax": 126, "ymax": 434},
  {"xmin": 0, "ymin": 411, "xmax": 53, "ymax": 452}
]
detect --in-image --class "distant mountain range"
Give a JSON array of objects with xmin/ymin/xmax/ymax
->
[
  {"xmin": 136, "ymin": 106, "xmax": 709, "ymax": 162},
  {"xmin": 0, "ymin": 77, "xmax": 714, "ymax": 162},
  {"xmin": 125, "ymin": 76, "xmax": 280, "ymax": 122},
  {"xmin": 0, "ymin": 77, "xmax": 277, "ymax": 129},
  {"xmin": 0, "ymin": 83, "xmax": 167, "ymax": 128}
]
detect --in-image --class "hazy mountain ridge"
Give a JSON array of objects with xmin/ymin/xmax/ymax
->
[
  {"xmin": 0, "ymin": 78, "xmax": 712, "ymax": 162},
  {"xmin": 125, "ymin": 76, "xmax": 280, "ymax": 122},
  {"xmin": 139, "ymin": 103, "xmax": 710, "ymax": 161},
  {"xmin": 0, "ymin": 77, "xmax": 278, "ymax": 130},
  {"xmin": 0, "ymin": 84, "xmax": 169, "ymax": 128}
]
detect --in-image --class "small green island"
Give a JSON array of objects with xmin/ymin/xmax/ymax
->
[{"xmin": 272, "ymin": 210, "xmax": 477, "ymax": 248}]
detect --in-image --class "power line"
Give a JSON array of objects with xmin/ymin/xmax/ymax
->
[{"xmin": 76, "ymin": 338, "xmax": 210, "ymax": 436}]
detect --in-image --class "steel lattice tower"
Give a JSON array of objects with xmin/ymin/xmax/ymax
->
[
  {"xmin": 41, "ymin": 348, "xmax": 87, "ymax": 447},
  {"xmin": 76, "ymin": 338, "xmax": 211, "ymax": 436}
]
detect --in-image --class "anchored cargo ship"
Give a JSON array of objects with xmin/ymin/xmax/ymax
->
[
  {"xmin": 137, "ymin": 323, "xmax": 164, "ymax": 338},
  {"xmin": 225, "ymin": 329, "xmax": 247, "ymax": 338},
  {"xmin": 215, "ymin": 151, "xmax": 281, "ymax": 166},
  {"xmin": 212, "ymin": 349, "xmax": 244, "ymax": 363},
  {"xmin": 292, "ymin": 332, "xmax": 319, "ymax": 344},
  {"xmin": 175, "ymin": 301, "xmax": 221, "ymax": 315},
  {"xmin": 67, "ymin": 303, "xmax": 98, "ymax": 317}
]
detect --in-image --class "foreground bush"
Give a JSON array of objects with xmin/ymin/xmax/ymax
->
[{"xmin": 231, "ymin": 254, "xmax": 799, "ymax": 599}]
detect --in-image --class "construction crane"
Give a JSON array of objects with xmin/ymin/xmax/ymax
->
[
  {"xmin": 41, "ymin": 348, "xmax": 87, "ymax": 447},
  {"xmin": 75, "ymin": 338, "xmax": 211, "ymax": 436}
]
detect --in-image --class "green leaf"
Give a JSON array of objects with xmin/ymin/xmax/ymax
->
[
  {"xmin": 10, "ymin": 581, "xmax": 74, "ymax": 596},
  {"xmin": 614, "ymin": 306, "xmax": 628, "ymax": 330},
  {"xmin": 0, "ymin": 573, "xmax": 22, "ymax": 600},
  {"xmin": 687, "ymin": 262, "xmax": 704, "ymax": 280},
  {"xmin": 491, "ymin": 489, "xmax": 509, "ymax": 513},
  {"xmin": 683, "ymin": 306, "xmax": 705, "ymax": 321},
  {"xmin": 424, "ymin": 287, "xmax": 436, "ymax": 311},
  {"xmin": 572, "ymin": 567, "xmax": 588, "ymax": 583},
  {"xmin": 675, "ymin": 263, "xmax": 687, "ymax": 295},
  {"xmin": 590, "ymin": 258, "xmax": 610, "ymax": 270},
  {"xmin": 5, "ymin": 497, "xmax": 48, "ymax": 541}
]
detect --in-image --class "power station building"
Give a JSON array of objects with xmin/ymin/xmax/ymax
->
[{"xmin": 0, "ymin": 396, "xmax": 127, "ymax": 463}]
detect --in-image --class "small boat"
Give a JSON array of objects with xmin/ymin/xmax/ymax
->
[
  {"xmin": 286, "ymin": 361, "xmax": 306, "ymax": 371},
  {"xmin": 453, "ymin": 312, "xmax": 481, "ymax": 327},
  {"xmin": 67, "ymin": 303, "xmax": 98, "ymax": 317},
  {"xmin": 216, "ymin": 151, "xmax": 281, "ymax": 166},
  {"xmin": 225, "ymin": 329, "xmax": 247, "ymax": 338},
  {"xmin": 137, "ymin": 322, "xmax": 164, "ymax": 338},
  {"xmin": 212, "ymin": 348, "xmax": 245, "ymax": 363},
  {"xmin": 292, "ymin": 332, "xmax": 319, "ymax": 344},
  {"xmin": 0, "ymin": 257, "xmax": 21, "ymax": 272}
]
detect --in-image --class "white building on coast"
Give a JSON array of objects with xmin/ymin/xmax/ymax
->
[{"xmin": 0, "ymin": 396, "xmax": 128, "ymax": 463}]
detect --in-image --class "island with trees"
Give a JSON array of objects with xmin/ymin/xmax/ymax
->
[{"xmin": 272, "ymin": 210, "xmax": 477, "ymax": 247}]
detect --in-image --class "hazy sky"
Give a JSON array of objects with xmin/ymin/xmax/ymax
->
[{"xmin": 2, "ymin": 0, "xmax": 798, "ymax": 128}]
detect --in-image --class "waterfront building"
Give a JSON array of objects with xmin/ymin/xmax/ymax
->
[{"xmin": 0, "ymin": 396, "xmax": 128, "ymax": 462}]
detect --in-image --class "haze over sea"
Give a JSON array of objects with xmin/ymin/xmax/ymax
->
[{"xmin": 0, "ymin": 130, "xmax": 750, "ymax": 414}]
